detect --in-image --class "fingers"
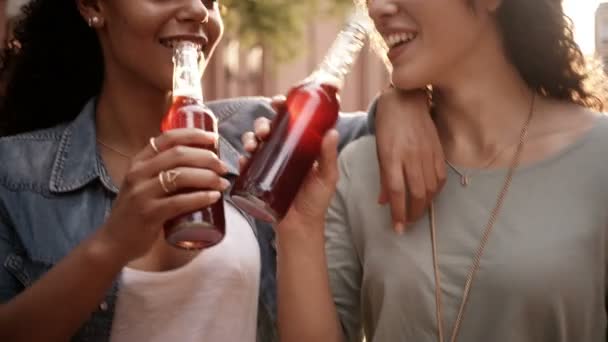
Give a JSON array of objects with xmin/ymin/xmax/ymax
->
[
  {"xmin": 142, "ymin": 167, "xmax": 231, "ymax": 198},
  {"xmin": 404, "ymin": 162, "xmax": 427, "ymax": 224},
  {"xmin": 154, "ymin": 190, "xmax": 224, "ymax": 220},
  {"xmin": 421, "ymin": 147, "xmax": 438, "ymax": 206},
  {"xmin": 242, "ymin": 131, "xmax": 258, "ymax": 153},
  {"xmin": 384, "ymin": 163, "xmax": 407, "ymax": 234},
  {"xmin": 241, "ymin": 117, "xmax": 271, "ymax": 154},
  {"xmin": 253, "ymin": 117, "xmax": 271, "ymax": 141},
  {"xmin": 377, "ymin": 188, "xmax": 389, "ymax": 205},
  {"xmin": 425, "ymin": 111, "xmax": 448, "ymax": 191},
  {"xmin": 130, "ymin": 145, "xmax": 228, "ymax": 181},
  {"xmin": 135, "ymin": 129, "xmax": 219, "ymax": 162},
  {"xmin": 239, "ymin": 156, "xmax": 249, "ymax": 171},
  {"xmin": 317, "ymin": 129, "xmax": 339, "ymax": 185},
  {"xmin": 270, "ymin": 95, "xmax": 287, "ymax": 113},
  {"xmin": 435, "ymin": 155, "xmax": 447, "ymax": 190}
]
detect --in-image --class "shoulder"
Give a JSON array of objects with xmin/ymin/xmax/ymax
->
[
  {"xmin": 210, "ymin": 97, "xmax": 274, "ymax": 154},
  {"xmin": 208, "ymin": 96, "xmax": 274, "ymax": 123},
  {"xmin": 211, "ymin": 96, "xmax": 370, "ymax": 154},
  {"xmin": 579, "ymin": 113, "xmax": 608, "ymax": 173},
  {"xmin": 0, "ymin": 124, "xmax": 65, "ymax": 192}
]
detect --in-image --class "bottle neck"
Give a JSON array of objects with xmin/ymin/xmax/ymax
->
[
  {"xmin": 172, "ymin": 42, "xmax": 203, "ymax": 101},
  {"xmin": 306, "ymin": 13, "xmax": 370, "ymax": 90}
]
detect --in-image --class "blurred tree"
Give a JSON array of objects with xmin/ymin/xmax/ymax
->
[{"xmin": 221, "ymin": 0, "xmax": 354, "ymax": 61}]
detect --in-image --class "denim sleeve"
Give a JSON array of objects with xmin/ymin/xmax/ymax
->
[
  {"xmin": 365, "ymin": 97, "xmax": 379, "ymax": 135},
  {"xmin": 325, "ymin": 154, "xmax": 363, "ymax": 342},
  {"xmin": 0, "ymin": 199, "xmax": 21, "ymax": 303},
  {"xmin": 335, "ymin": 96, "xmax": 379, "ymax": 151},
  {"xmin": 335, "ymin": 110, "xmax": 368, "ymax": 152}
]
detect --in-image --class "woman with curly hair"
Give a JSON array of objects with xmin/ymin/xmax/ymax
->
[
  {"xmin": 245, "ymin": 0, "xmax": 608, "ymax": 341},
  {"xmin": 0, "ymin": 0, "xmax": 439, "ymax": 341}
]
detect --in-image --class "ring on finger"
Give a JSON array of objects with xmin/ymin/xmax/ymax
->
[
  {"xmin": 165, "ymin": 169, "xmax": 180, "ymax": 192},
  {"xmin": 149, "ymin": 137, "xmax": 160, "ymax": 153},
  {"xmin": 159, "ymin": 170, "xmax": 181, "ymax": 194},
  {"xmin": 158, "ymin": 171, "xmax": 170, "ymax": 194}
]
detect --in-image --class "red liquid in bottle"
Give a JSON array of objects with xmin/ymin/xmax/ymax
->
[
  {"xmin": 161, "ymin": 95, "xmax": 226, "ymax": 250},
  {"xmin": 231, "ymin": 82, "xmax": 339, "ymax": 223}
]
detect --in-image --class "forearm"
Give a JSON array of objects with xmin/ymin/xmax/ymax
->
[
  {"xmin": 0, "ymin": 230, "xmax": 125, "ymax": 341},
  {"xmin": 276, "ymin": 221, "xmax": 343, "ymax": 342}
]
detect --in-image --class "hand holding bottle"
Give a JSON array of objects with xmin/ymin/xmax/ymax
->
[
  {"xmin": 240, "ymin": 119, "xmax": 340, "ymax": 227},
  {"xmin": 97, "ymin": 129, "xmax": 230, "ymax": 265},
  {"xmin": 231, "ymin": 13, "xmax": 371, "ymax": 223}
]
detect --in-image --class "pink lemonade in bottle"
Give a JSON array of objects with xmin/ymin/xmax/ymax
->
[
  {"xmin": 232, "ymin": 13, "xmax": 371, "ymax": 223},
  {"xmin": 161, "ymin": 41, "xmax": 225, "ymax": 250}
]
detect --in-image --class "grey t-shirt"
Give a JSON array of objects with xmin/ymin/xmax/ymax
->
[{"xmin": 326, "ymin": 116, "xmax": 608, "ymax": 342}]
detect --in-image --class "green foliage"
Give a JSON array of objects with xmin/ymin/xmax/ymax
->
[{"xmin": 221, "ymin": 0, "xmax": 354, "ymax": 61}]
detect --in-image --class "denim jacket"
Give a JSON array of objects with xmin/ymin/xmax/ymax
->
[{"xmin": 0, "ymin": 97, "xmax": 370, "ymax": 341}]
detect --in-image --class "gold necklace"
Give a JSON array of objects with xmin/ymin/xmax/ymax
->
[
  {"xmin": 445, "ymin": 147, "xmax": 506, "ymax": 187},
  {"xmin": 97, "ymin": 139, "xmax": 134, "ymax": 160},
  {"xmin": 430, "ymin": 93, "xmax": 535, "ymax": 342}
]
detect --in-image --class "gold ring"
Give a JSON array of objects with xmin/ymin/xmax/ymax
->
[
  {"xmin": 149, "ymin": 137, "xmax": 160, "ymax": 153},
  {"xmin": 165, "ymin": 170, "xmax": 180, "ymax": 192},
  {"xmin": 158, "ymin": 172, "xmax": 170, "ymax": 194}
]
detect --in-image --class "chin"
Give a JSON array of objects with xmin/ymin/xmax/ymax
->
[{"xmin": 391, "ymin": 73, "xmax": 429, "ymax": 91}]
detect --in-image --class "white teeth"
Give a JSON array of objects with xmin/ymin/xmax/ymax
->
[
  {"xmin": 161, "ymin": 39, "xmax": 203, "ymax": 51},
  {"xmin": 385, "ymin": 32, "xmax": 416, "ymax": 48}
]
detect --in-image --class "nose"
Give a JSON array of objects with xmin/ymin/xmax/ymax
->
[
  {"xmin": 176, "ymin": 0, "xmax": 210, "ymax": 24},
  {"xmin": 368, "ymin": 0, "xmax": 399, "ymax": 24}
]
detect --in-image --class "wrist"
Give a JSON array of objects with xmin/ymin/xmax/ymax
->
[
  {"xmin": 85, "ymin": 229, "xmax": 129, "ymax": 273},
  {"xmin": 276, "ymin": 217, "xmax": 325, "ymax": 249}
]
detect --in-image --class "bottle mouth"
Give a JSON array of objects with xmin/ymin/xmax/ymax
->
[
  {"xmin": 172, "ymin": 41, "xmax": 202, "ymax": 59},
  {"xmin": 171, "ymin": 40, "xmax": 204, "ymax": 101}
]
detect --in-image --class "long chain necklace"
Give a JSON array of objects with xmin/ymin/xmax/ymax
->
[{"xmin": 430, "ymin": 93, "xmax": 535, "ymax": 342}]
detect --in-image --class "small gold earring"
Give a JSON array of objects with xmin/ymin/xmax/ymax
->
[{"xmin": 88, "ymin": 16, "xmax": 100, "ymax": 27}]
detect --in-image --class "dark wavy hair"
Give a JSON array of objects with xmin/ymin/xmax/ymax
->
[{"xmin": 0, "ymin": 0, "xmax": 103, "ymax": 136}]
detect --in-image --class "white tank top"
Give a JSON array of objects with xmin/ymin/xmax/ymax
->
[{"xmin": 109, "ymin": 203, "xmax": 261, "ymax": 342}]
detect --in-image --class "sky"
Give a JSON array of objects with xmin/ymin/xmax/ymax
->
[{"xmin": 563, "ymin": 0, "xmax": 602, "ymax": 54}]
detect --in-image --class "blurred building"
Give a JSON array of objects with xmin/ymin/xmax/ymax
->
[
  {"xmin": 595, "ymin": 2, "xmax": 608, "ymax": 70},
  {"xmin": 204, "ymin": 18, "xmax": 390, "ymax": 113}
]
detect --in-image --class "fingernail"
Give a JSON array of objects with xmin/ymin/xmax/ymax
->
[
  {"xmin": 220, "ymin": 178, "xmax": 231, "ymax": 190},
  {"xmin": 209, "ymin": 191, "xmax": 222, "ymax": 201},
  {"xmin": 261, "ymin": 123, "xmax": 270, "ymax": 133},
  {"xmin": 394, "ymin": 222, "xmax": 405, "ymax": 235}
]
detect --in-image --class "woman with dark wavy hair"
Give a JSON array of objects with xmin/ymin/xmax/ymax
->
[
  {"xmin": 248, "ymin": 0, "xmax": 608, "ymax": 341},
  {"xmin": 0, "ymin": 0, "xmax": 435, "ymax": 341}
]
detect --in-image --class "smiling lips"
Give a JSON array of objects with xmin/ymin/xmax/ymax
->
[{"xmin": 385, "ymin": 32, "xmax": 417, "ymax": 49}]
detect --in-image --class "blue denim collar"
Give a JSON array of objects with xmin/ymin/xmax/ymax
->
[
  {"xmin": 48, "ymin": 98, "xmax": 117, "ymax": 194},
  {"xmin": 47, "ymin": 98, "xmax": 242, "ymax": 195}
]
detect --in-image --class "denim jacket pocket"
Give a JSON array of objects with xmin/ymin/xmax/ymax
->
[{"xmin": 3, "ymin": 253, "xmax": 52, "ymax": 288}]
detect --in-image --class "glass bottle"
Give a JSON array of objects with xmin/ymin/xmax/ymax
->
[
  {"xmin": 231, "ymin": 12, "xmax": 372, "ymax": 223},
  {"xmin": 161, "ymin": 41, "xmax": 226, "ymax": 249}
]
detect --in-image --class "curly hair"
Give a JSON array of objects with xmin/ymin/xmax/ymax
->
[
  {"xmin": 359, "ymin": 0, "xmax": 606, "ymax": 111},
  {"xmin": 496, "ymin": 0, "xmax": 605, "ymax": 111},
  {"xmin": 0, "ymin": 0, "xmax": 103, "ymax": 136}
]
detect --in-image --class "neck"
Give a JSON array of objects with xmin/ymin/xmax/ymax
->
[
  {"xmin": 432, "ymin": 33, "xmax": 536, "ymax": 164},
  {"xmin": 95, "ymin": 67, "xmax": 169, "ymax": 156}
]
